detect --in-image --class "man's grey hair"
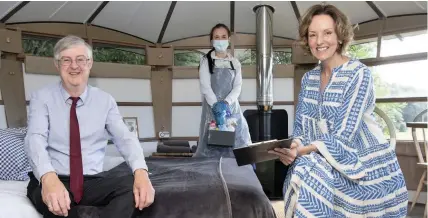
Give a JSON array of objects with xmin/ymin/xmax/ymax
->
[{"xmin": 54, "ymin": 35, "xmax": 93, "ymax": 60}]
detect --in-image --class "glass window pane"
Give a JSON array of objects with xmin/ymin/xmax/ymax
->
[
  {"xmin": 235, "ymin": 49, "xmax": 256, "ymax": 65},
  {"xmin": 92, "ymin": 43, "xmax": 145, "ymax": 65},
  {"xmin": 376, "ymin": 102, "xmax": 428, "ymax": 141},
  {"xmin": 22, "ymin": 34, "xmax": 59, "ymax": 57},
  {"xmin": 381, "ymin": 30, "xmax": 427, "ymax": 57},
  {"xmin": 173, "ymin": 49, "xmax": 209, "ymax": 66},
  {"xmin": 235, "ymin": 48, "xmax": 292, "ymax": 65},
  {"xmin": 347, "ymin": 41, "xmax": 377, "ymax": 59},
  {"xmin": 370, "ymin": 60, "xmax": 428, "ymax": 98},
  {"xmin": 273, "ymin": 48, "xmax": 292, "ymax": 65}
]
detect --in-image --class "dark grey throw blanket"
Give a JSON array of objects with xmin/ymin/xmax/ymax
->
[{"xmin": 76, "ymin": 157, "xmax": 276, "ymax": 218}]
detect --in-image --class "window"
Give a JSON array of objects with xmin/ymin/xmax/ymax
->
[
  {"xmin": 22, "ymin": 35, "xmax": 146, "ymax": 65},
  {"xmin": 235, "ymin": 48, "xmax": 292, "ymax": 65},
  {"xmin": 273, "ymin": 48, "xmax": 292, "ymax": 65},
  {"xmin": 92, "ymin": 43, "xmax": 145, "ymax": 65},
  {"xmin": 371, "ymin": 60, "xmax": 428, "ymax": 98},
  {"xmin": 376, "ymin": 102, "xmax": 427, "ymax": 141},
  {"xmin": 22, "ymin": 34, "xmax": 59, "ymax": 57},
  {"xmin": 347, "ymin": 40, "xmax": 377, "ymax": 59},
  {"xmin": 350, "ymin": 31, "xmax": 428, "ymax": 141},
  {"xmin": 235, "ymin": 49, "xmax": 255, "ymax": 65},
  {"xmin": 381, "ymin": 30, "xmax": 427, "ymax": 57},
  {"xmin": 372, "ymin": 59, "xmax": 428, "ymax": 141},
  {"xmin": 173, "ymin": 49, "xmax": 209, "ymax": 66}
]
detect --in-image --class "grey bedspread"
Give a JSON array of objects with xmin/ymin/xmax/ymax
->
[{"xmin": 77, "ymin": 157, "xmax": 276, "ymax": 218}]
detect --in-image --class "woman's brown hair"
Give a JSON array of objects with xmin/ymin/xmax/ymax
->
[{"xmin": 298, "ymin": 3, "xmax": 354, "ymax": 55}]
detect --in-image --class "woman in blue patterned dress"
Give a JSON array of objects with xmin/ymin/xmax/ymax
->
[{"xmin": 268, "ymin": 3, "xmax": 408, "ymax": 218}]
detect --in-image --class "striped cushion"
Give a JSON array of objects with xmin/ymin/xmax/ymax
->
[{"xmin": 0, "ymin": 127, "xmax": 31, "ymax": 181}]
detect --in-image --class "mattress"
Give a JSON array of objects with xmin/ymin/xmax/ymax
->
[
  {"xmin": 77, "ymin": 157, "xmax": 276, "ymax": 218},
  {"xmin": 0, "ymin": 157, "xmax": 276, "ymax": 218},
  {"xmin": 0, "ymin": 156, "xmax": 124, "ymax": 218}
]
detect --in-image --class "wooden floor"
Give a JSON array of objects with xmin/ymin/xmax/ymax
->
[{"xmin": 271, "ymin": 201, "xmax": 426, "ymax": 218}]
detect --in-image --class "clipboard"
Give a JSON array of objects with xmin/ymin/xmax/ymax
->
[{"xmin": 233, "ymin": 138, "xmax": 293, "ymax": 166}]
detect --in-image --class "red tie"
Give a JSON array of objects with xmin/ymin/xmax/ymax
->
[{"xmin": 69, "ymin": 97, "xmax": 83, "ymax": 203}]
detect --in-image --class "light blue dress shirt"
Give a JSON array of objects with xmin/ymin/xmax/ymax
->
[{"xmin": 25, "ymin": 82, "xmax": 148, "ymax": 181}]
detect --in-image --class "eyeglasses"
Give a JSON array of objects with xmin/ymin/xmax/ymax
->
[{"xmin": 58, "ymin": 55, "xmax": 90, "ymax": 67}]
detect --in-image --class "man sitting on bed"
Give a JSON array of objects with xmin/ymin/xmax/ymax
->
[{"xmin": 24, "ymin": 35, "xmax": 155, "ymax": 218}]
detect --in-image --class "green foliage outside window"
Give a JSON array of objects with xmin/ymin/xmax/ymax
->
[
  {"xmin": 174, "ymin": 49, "xmax": 292, "ymax": 67},
  {"xmin": 347, "ymin": 42, "xmax": 377, "ymax": 59},
  {"xmin": 235, "ymin": 49, "xmax": 292, "ymax": 65},
  {"xmin": 348, "ymin": 42, "xmax": 426, "ymax": 139},
  {"xmin": 22, "ymin": 35, "xmax": 57, "ymax": 57},
  {"xmin": 92, "ymin": 43, "xmax": 145, "ymax": 65},
  {"xmin": 174, "ymin": 50, "xmax": 204, "ymax": 66},
  {"xmin": 273, "ymin": 51, "xmax": 292, "ymax": 65},
  {"xmin": 22, "ymin": 35, "xmax": 145, "ymax": 65}
]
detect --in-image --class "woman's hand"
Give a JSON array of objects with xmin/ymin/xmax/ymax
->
[
  {"xmin": 268, "ymin": 142, "xmax": 299, "ymax": 166},
  {"xmin": 268, "ymin": 142, "xmax": 319, "ymax": 166}
]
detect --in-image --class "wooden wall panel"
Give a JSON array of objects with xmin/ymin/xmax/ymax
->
[
  {"xmin": 172, "ymin": 64, "xmax": 295, "ymax": 79},
  {"xmin": 396, "ymin": 141, "xmax": 427, "ymax": 191},
  {"xmin": 150, "ymin": 69, "xmax": 172, "ymax": 136},
  {"xmin": 163, "ymin": 33, "xmax": 294, "ymax": 48},
  {"xmin": 0, "ymin": 59, "xmax": 27, "ymax": 127}
]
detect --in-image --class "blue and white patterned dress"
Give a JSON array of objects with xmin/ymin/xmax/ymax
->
[{"xmin": 284, "ymin": 59, "xmax": 408, "ymax": 218}]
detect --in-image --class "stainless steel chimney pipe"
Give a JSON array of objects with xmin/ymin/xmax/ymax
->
[{"xmin": 253, "ymin": 5, "xmax": 275, "ymax": 110}]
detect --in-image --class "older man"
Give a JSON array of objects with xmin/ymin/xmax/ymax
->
[{"xmin": 24, "ymin": 35, "xmax": 154, "ymax": 218}]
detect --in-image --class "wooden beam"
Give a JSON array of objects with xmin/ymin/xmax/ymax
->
[
  {"xmin": 376, "ymin": 96, "xmax": 428, "ymax": 103},
  {"xmin": 172, "ymin": 102, "xmax": 201, "ymax": 106},
  {"xmin": 167, "ymin": 137, "xmax": 199, "ymax": 141},
  {"xmin": 171, "ymin": 101, "xmax": 294, "ymax": 106},
  {"xmin": 361, "ymin": 52, "xmax": 427, "ymax": 66},
  {"xmin": 172, "ymin": 64, "xmax": 294, "ymax": 79},
  {"xmin": 117, "ymin": 102, "xmax": 153, "ymax": 106},
  {"xmin": 108, "ymin": 137, "xmax": 158, "ymax": 144},
  {"xmin": 163, "ymin": 33, "xmax": 294, "ymax": 48},
  {"xmin": 151, "ymin": 68, "xmax": 173, "ymax": 135}
]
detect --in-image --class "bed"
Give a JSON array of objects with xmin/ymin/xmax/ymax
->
[
  {"xmin": 0, "ymin": 156, "xmax": 277, "ymax": 218},
  {"xmin": 0, "ymin": 180, "xmax": 42, "ymax": 218}
]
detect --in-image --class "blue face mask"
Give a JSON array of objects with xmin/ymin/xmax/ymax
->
[{"xmin": 212, "ymin": 40, "xmax": 229, "ymax": 52}]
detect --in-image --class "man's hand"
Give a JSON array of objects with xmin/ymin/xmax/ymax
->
[
  {"xmin": 41, "ymin": 172, "xmax": 71, "ymax": 217},
  {"xmin": 133, "ymin": 169, "xmax": 155, "ymax": 211},
  {"xmin": 268, "ymin": 142, "xmax": 299, "ymax": 166}
]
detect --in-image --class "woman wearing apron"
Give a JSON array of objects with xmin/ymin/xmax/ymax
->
[{"xmin": 194, "ymin": 23, "xmax": 252, "ymax": 158}]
